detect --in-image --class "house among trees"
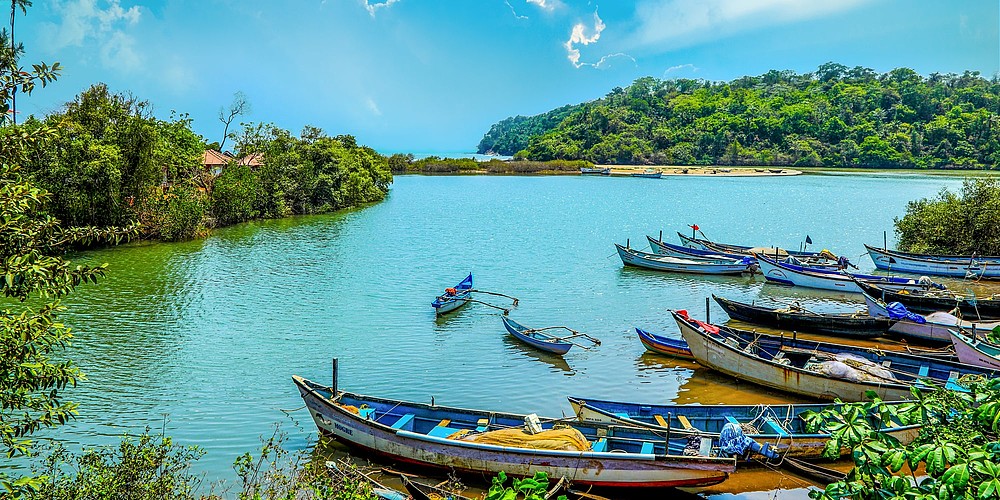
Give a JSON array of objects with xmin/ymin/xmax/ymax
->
[{"xmin": 202, "ymin": 150, "xmax": 263, "ymax": 176}]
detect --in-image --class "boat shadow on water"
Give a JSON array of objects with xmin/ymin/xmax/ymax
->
[
  {"xmin": 616, "ymin": 266, "xmax": 761, "ymax": 292},
  {"xmin": 501, "ymin": 335, "xmax": 575, "ymax": 375}
]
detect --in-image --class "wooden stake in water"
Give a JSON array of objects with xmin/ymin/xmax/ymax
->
[
  {"xmin": 331, "ymin": 358, "xmax": 338, "ymax": 395},
  {"xmin": 705, "ymin": 297, "xmax": 711, "ymax": 324}
]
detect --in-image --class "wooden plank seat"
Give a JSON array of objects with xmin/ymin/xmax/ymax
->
[
  {"xmin": 591, "ymin": 438, "xmax": 607, "ymax": 452},
  {"xmin": 640, "ymin": 442, "xmax": 655, "ymax": 454},
  {"xmin": 390, "ymin": 413, "xmax": 415, "ymax": 430}
]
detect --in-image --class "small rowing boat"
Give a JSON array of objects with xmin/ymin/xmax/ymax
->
[
  {"xmin": 866, "ymin": 244, "xmax": 1000, "ymax": 279},
  {"xmin": 567, "ymin": 397, "xmax": 920, "ymax": 460},
  {"xmin": 431, "ymin": 274, "xmax": 473, "ymax": 316},
  {"xmin": 672, "ymin": 309, "xmax": 993, "ymax": 401},
  {"xmin": 501, "ymin": 316, "xmax": 599, "ymax": 356},
  {"xmin": 756, "ymin": 252, "xmax": 944, "ymax": 293},
  {"xmin": 616, "ymin": 244, "xmax": 753, "ymax": 275},
  {"xmin": 293, "ymin": 374, "xmax": 736, "ymax": 488},
  {"xmin": 713, "ymin": 295, "xmax": 891, "ymax": 339},
  {"xmin": 635, "ymin": 327, "xmax": 694, "ymax": 359}
]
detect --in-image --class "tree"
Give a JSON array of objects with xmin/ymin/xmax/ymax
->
[{"xmin": 218, "ymin": 91, "xmax": 250, "ymax": 152}]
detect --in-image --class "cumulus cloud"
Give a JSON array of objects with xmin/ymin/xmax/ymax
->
[
  {"xmin": 629, "ymin": 0, "xmax": 871, "ymax": 49},
  {"xmin": 563, "ymin": 9, "xmax": 606, "ymax": 68},
  {"xmin": 38, "ymin": 0, "xmax": 142, "ymax": 71},
  {"xmin": 362, "ymin": 0, "xmax": 401, "ymax": 18}
]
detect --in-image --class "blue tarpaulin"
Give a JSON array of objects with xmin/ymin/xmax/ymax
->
[{"xmin": 885, "ymin": 302, "xmax": 926, "ymax": 324}]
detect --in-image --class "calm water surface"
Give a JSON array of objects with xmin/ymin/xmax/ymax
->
[{"xmin": 42, "ymin": 172, "xmax": 986, "ymax": 497}]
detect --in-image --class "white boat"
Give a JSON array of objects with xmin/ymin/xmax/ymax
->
[
  {"xmin": 864, "ymin": 291, "xmax": 1000, "ymax": 344},
  {"xmin": 756, "ymin": 252, "xmax": 943, "ymax": 293},
  {"xmin": 948, "ymin": 329, "xmax": 1000, "ymax": 370},
  {"xmin": 866, "ymin": 245, "xmax": 1000, "ymax": 279},
  {"xmin": 615, "ymin": 244, "xmax": 752, "ymax": 275}
]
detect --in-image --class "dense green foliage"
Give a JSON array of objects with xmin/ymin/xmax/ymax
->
[
  {"xmin": 476, "ymin": 104, "xmax": 577, "ymax": 156},
  {"xmin": 481, "ymin": 64, "xmax": 1000, "ymax": 167},
  {"xmin": 389, "ymin": 154, "xmax": 592, "ymax": 174},
  {"xmin": 894, "ymin": 177, "xmax": 1000, "ymax": 254},
  {"xmin": 805, "ymin": 380, "xmax": 1000, "ymax": 499}
]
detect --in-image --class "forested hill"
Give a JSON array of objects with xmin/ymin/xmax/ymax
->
[{"xmin": 478, "ymin": 64, "xmax": 1000, "ymax": 168}]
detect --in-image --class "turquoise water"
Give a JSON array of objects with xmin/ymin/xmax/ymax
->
[{"xmin": 37, "ymin": 172, "xmax": 980, "ymax": 494}]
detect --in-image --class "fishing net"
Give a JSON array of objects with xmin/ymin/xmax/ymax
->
[
  {"xmin": 448, "ymin": 426, "xmax": 590, "ymax": 451},
  {"xmin": 806, "ymin": 354, "xmax": 896, "ymax": 383}
]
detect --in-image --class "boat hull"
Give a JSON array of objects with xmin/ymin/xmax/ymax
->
[
  {"xmin": 866, "ymin": 245, "xmax": 1000, "ymax": 279},
  {"xmin": 501, "ymin": 317, "xmax": 572, "ymax": 355},
  {"xmin": 616, "ymin": 244, "xmax": 750, "ymax": 275},
  {"xmin": 757, "ymin": 253, "xmax": 942, "ymax": 293},
  {"xmin": 949, "ymin": 330, "xmax": 1000, "ymax": 370},
  {"xmin": 293, "ymin": 377, "xmax": 733, "ymax": 488},
  {"xmin": 635, "ymin": 328, "xmax": 694, "ymax": 359},
  {"xmin": 432, "ymin": 274, "xmax": 474, "ymax": 316},
  {"xmin": 713, "ymin": 295, "xmax": 890, "ymax": 338},
  {"xmin": 856, "ymin": 281, "xmax": 1000, "ymax": 320}
]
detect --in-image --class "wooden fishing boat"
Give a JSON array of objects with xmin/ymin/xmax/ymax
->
[
  {"xmin": 712, "ymin": 295, "xmax": 892, "ymax": 339},
  {"xmin": 635, "ymin": 327, "xmax": 694, "ymax": 359},
  {"xmin": 631, "ymin": 170, "xmax": 663, "ymax": 179},
  {"xmin": 401, "ymin": 475, "xmax": 474, "ymax": 500},
  {"xmin": 756, "ymin": 252, "xmax": 944, "ymax": 293},
  {"xmin": 866, "ymin": 244, "xmax": 1000, "ymax": 279},
  {"xmin": 616, "ymin": 244, "xmax": 753, "ymax": 275},
  {"xmin": 501, "ymin": 316, "xmax": 599, "ymax": 356},
  {"xmin": 856, "ymin": 280, "xmax": 1000, "ymax": 320},
  {"xmin": 647, "ymin": 236, "xmax": 841, "ymax": 271},
  {"xmin": 677, "ymin": 232, "xmax": 832, "ymax": 260},
  {"xmin": 671, "ymin": 310, "xmax": 992, "ymax": 401},
  {"xmin": 292, "ymin": 375, "xmax": 736, "ymax": 488},
  {"xmin": 580, "ymin": 167, "xmax": 611, "ymax": 175},
  {"xmin": 948, "ymin": 329, "xmax": 1000, "ymax": 370},
  {"xmin": 431, "ymin": 274, "xmax": 473, "ymax": 316},
  {"xmin": 567, "ymin": 397, "xmax": 920, "ymax": 460},
  {"xmin": 863, "ymin": 291, "xmax": 1000, "ymax": 344}
]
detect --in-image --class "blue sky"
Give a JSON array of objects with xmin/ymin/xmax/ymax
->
[{"xmin": 17, "ymin": 0, "xmax": 1000, "ymax": 153}]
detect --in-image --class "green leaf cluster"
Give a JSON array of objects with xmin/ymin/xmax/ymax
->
[
  {"xmin": 894, "ymin": 177, "xmax": 1000, "ymax": 254},
  {"xmin": 482, "ymin": 65, "xmax": 1000, "ymax": 168},
  {"xmin": 486, "ymin": 471, "xmax": 567, "ymax": 500}
]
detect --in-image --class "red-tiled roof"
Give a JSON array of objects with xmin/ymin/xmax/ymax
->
[{"xmin": 203, "ymin": 149, "xmax": 232, "ymax": 166}]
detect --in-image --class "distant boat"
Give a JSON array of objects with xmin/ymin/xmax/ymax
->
[
  {"xmin": 865, "ymin": 244, "xmax": 1000, "ymax": 279},
  {"xmin": 712, "ymin": 294, "xmax": 891, "ymax": 339},
  {"xmin": 292, "ymin": 375, "xmax": 736, "ymax": 488},
  {"xmin": 631, "ymin": 170, "xmax": 663, "ymax": 179},
  {"xmin": 616, "ymin": 244, "xmax": 753, "ymax": 275},
  {"xmin": 635, "ymin": 327, "xmax": 694, "ymax": 359},
  {"xmin": 501, "ymin": 316, "xmax": 599, "ymax": 356},
  {"xmin": 431, "ymin": 274, "xmax": 473, "ymax": 316},
  {"xmin": 580, "ymin": 167, "xmax": 611, "ymax": 175}
]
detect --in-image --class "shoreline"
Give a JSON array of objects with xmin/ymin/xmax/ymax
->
[{"xmin": 597, "ymin": 165, "xmax": 802, "ymax": 177}]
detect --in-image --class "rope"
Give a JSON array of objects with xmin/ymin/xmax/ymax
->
[
  {"xmin": 279, "ymin": 405, "xmax": 306, "ymax": 414},
  {"xmin": 469, "ymin": 289, "xmax": 519, "ymax": 306}
]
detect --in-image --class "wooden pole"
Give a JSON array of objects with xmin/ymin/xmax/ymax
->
[
  {"xmin": 884, "ymin": 231, "xmax": 887, "ymax": 251},
  {"xmin": 659, "ymin": 230, "xmax": 663, "ymax": 242},
  {"xmin": 705, "ymin": 297, "xmax": 711, "ymax": 324},
  {"xmin": 331, "ymin": 358, "xmax": 338, "ymax": 395}
]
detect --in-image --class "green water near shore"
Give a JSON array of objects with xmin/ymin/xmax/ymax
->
[{"xmin": 37, "ymin": 172, "xmax": 987, "ymax": 497}]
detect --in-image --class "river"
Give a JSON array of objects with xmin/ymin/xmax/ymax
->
[{"xmin": 39, "ymin": 172, "xmax": 982, "ymax": 497}]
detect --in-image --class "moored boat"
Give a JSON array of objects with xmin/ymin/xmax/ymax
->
[
  {"xmin": 677, "ymin": 232, "xmax": 835, "ymax": 260},
  {"xmin": 756, "ymin": 252, "xmax": 944, "ymax": 293},
  {"xmin": 635, "ymin": 327, "xmax": 694, "ymax": 359},
  {"xmin": 616, "ymin": 244, "xmax": 753, "ymax": 275},
  {"xmin": 292, "ymin": 375, "xmax": 736, "ymax": 488},
  {"xmin": 432, "ymin": 274, "xmax": 473, "ymax": 316},
  {"xmin": 863, "ymin": 291, "xmax": 1000, "ymax": 344},
  {"xmin": 866, "ymin": 244, "xmax": 1000, "ymax": 279},
  {"xmin": 672, "ymin": 309, "xmax": 992, "ymax": 401},
  {"xmin": 647, "ymin": 236, "xmax": 842, "ymax": 270},
  {"xmin": 631, "ymin": 170, "xmax": 663, "ymax": 179},
  {"xmin": 567, "ymin": 397, "xmax": 920, "ymax": 460},
  {"xmin": 856, "ymin": 280, "xmax": 1000, "ymax": 320},
  {"xmin": 948, "ymin": 329, "xmax": 1000, "ymax": 370},
  {"xmin": 713, "ymin": 295, "xmax": 892, "ymax": 339},
  {"xmin": 580, "ymin": 167, "xmax": 611, "ymax": 175},
  {"xmin": 501, "ymin": 316, "xmax": 584, "ymax": 355}
]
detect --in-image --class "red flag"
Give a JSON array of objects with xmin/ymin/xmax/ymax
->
[{"xmin": 690, "ymin": 224, "xmax": 699, "ymax": 231}]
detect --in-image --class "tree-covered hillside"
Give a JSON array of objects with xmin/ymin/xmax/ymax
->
[
  {"xmin": 476, "ymin": 104, "xmax": 579, "ymax": 155},
  {"xmin": 481, "ymin": 64, "xmax": 1000, "ymax": 168}
]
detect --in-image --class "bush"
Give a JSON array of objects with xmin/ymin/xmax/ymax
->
[
  {"xmin": 211, "ymin": 164, "xmax": 261, "ymax": 226},
  {"xmin": 895, "ymin": 177, "xmax": 1000, "ymax": 254}
]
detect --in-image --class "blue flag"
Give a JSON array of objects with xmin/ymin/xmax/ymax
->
[{"xmin": 805, "ymin": 235, "xmax": 813, "ymax": 244}]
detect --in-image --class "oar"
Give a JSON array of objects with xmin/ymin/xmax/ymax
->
[{"xmin": 469, "ymin": 289, "xmax": 519, "ymax": 306}]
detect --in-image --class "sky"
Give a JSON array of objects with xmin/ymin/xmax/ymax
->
[{"xmin": 15, "ymin": 0, "xmax": 1000, "ymax": 153}]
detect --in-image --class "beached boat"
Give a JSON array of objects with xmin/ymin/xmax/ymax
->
[
  {"xmin": 631, "ymin": 170, "xmax": 663, "ymax": 179},
  {"xmin": 580, "ymin": 167, "xmax": 611, "ymax": 175},
  {"xmin": 948, "ymin": 329, "xmax": 1000, "ymax": 370},
  {"xmin": 431, "ymin": 274, "xmax": 473, "ymax": 316},
  {"xmin": 567, "ymin": 397, "xmax": 920, "ymax": 460},
  {"xmin": 672, "ymin": 310, "xmax": 992, "ymax": 401},
  {"xmin": 856, "ymin": 280, "xmax": 1000, "ymax": 320},
  {"xmin": 635, "ymin": 327, "xmax": 694, "ymax": 359},
  {"xmin": 616, "ymin": 244, "xmax": 753, "ymax": 275},
  {"xmin": 713, "ymin": 295, "xmax": 891, "ymax": 339},
  {"xmin": 292, "ymin": 375, "xmax": 736, "ymax": 488},
  {"xmin": 863, "ymin": 291, "xmax": 1000, "ymax": 344},
  {"xmin": 866, "ymin": 244, "xmax": 1000, "ymax": 279},
  {"xmin": 756, "ymin": 252, "xmax": 944, "ymax": 293},
  {"xmin": 501, "ymin": 316, "xmax": 600, "ymax": 355}
]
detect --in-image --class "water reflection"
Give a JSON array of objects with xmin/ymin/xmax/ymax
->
[{"xmin": 501, "ymin": 335, "xmax": 574, "ymax": 375}]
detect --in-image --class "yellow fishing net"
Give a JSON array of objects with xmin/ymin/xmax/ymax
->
[
  {"xmin": 447, "ymin": 426, "xmax": 590, "ymax": 451},
  {"xmin": 339, "ymin": 405, "xmax": 360, "ymax": 414}
]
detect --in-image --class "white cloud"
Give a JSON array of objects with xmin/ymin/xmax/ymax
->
[
  {"xmin": 362, "ymin": 0, "xmax": 401, "ymax": 18},
  {"xmin": 526, "ymin": 0, "xmax": 561, "ymax": 12},
  {"xmin": 505, "ymin": 0, "xmax": 528, "ymax": 20},
  {"xmin": 366, "ymin": 97, "xmax": 382, "ymax": 116},
  {"xmin": 664, "ymin": 63, "xmax": 698, "ymax": 75},
  {"xmin": 594, "ymin": 53, "xmax": 637, "ymax": 69},
  {"xmin": 39, "ymin": 0, "xmax": 143, "ymax": 70},
  {"xmin": 563, "ymin": 9, "xmax": 606, "ymax": 68},
  {"xmin": 629, "ymin": 0, "xmax": 871, "ymax": 49},
  {"xmin": 100, "ymin": 30, "xmax": 140, "ymax": 71}
]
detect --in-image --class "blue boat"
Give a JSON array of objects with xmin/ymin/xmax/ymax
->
[
  {"xmin": 567, "ymin": 397, "xmax": 920, "ymax": 460},
  {"xmin": 616, "ymin": 244, "xmax": 754, "ymax": 275},
  {"xmin": 292, "ymin": 375, "xmax": 736, "ymax": 488},
  {"xmin": 756, "ymin": 252, "xmax": 945, "ymax": 293},
  {"xmin": 635, "ymin": 327, "xmax": 694, "ymax": 360},
  {"xmin": 501, "ymin": 316, "xmax": 599, "ymax": 356},
  {"xmin": 431, "ymin": 274, "xmax": 473, "ymax": 316}
]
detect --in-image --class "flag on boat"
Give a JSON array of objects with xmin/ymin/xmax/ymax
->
[
  {"xmin": 805, "ymin": 235, "xmax": 813, "ymax": 244},
  {"xmin": 690, "ymin": 224, "xmax": 699, "ymax": 231}
]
